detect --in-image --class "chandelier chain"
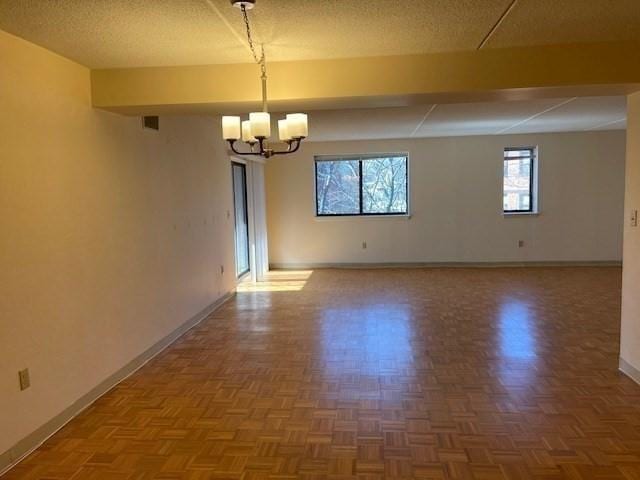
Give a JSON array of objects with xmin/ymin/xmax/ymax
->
[{"xmin": 241, "ymin": 4, "xmax": 266, "ymax": 77}]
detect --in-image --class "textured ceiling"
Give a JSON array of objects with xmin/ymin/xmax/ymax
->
[
  {"xmin": 485, "ymin": 0, "xmax": 640, "ymax": 48},
  {"xmin": 1, "ymin": 0, "xmax": 639, "ymax": 68},
  {"xmin": 303, "ymin": 96, "xmax": 627, "ymax": 142}
]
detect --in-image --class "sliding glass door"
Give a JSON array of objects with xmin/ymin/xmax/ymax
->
[{"xmin": 232, "ymin": 162, "xmax": 250, "ymax": 278}]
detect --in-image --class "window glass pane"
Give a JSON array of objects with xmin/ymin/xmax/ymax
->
[
  {"xmin": 316, "ymin": 160, "xmax": 360, "ymax": 214},
  {"xmin": 232, "ymin": 163, "xmax": 250, "ymax": 277},
  {"xmin": 504, "ymin": 149, "xmax": 531, "ymax": 158},
  {"xmin": 503, "ymin": 151, "xmax": 532, "ymax": 212},
  {"xmin": 362, "ymin": 157, "xmax": 408, "ymax": 214}
]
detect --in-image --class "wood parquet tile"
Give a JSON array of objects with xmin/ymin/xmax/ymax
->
[{"xmin": 4, "ymin": 267, "xmax": 640, "ymax": 479}]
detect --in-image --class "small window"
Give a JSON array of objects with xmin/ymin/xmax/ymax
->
[
  {"xmin": 315, "ymin": 154, "xmax": 408, "ymax": 216},
  {"xmin": 503, "ymin": 147, "xmax": 536, "ymax": 213}
]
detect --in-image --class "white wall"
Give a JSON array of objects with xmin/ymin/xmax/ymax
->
[
  {"xmin": 621, "ymin": 92, "xmax": 640, "ymax": 375},
  {"xmin": 266, "ymin": 131, "xmax": 625, "ymax": 266},
  {"xmin": 0, "ymin": 29, "xmax": 236, "ymax": 457}
]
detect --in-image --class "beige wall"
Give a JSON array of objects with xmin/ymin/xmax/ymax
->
[
  {"xmin": 0, "ymin": 30, "xmax": 236, "ymax": 455},
  {"xmin": 266, "ymin": 131, "xmax": 625, "ymax": 266},
  {"xmin": 621, "ymin": 92, "xmax": 640, "ymax": 372}
]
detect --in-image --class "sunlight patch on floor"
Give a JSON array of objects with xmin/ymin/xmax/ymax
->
[
  {"xmin": 264, "ymin": 269, "xmax": 313, "ymax": 281},
  {"xmin": 237, "ymin": 270, "xmax": 313, "ymax": 292}
]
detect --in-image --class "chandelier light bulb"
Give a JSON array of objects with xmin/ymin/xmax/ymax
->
[
  {"xmin": 278, "ymin": 119, "xmax": 291, "ymax": 141},
  {"xmin": 241, "ymin": 120, "xmax": 256, "ymax": 143},
  {"xmin": 222, "ymin": 116, "xmax": 241, "ymax": 140},
  {"xmin": 286, "ymin": 113, "xmax": 308, "ymax": 138},
  {"xmin": 249, "ymin": 112, "xmax": 271, "ymax": 138}
]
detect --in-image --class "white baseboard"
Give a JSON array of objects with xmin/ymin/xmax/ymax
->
[
  {"xmin": 270, "ymin": 261, "xmax": 622, "ymax": 270},
  {"xmin": 620, "ymin": 357, "xmax": 640, "ymax": 385},
  {"xmin": 0, "ymin": 291, "xmax": 235, "ymax": 476}
]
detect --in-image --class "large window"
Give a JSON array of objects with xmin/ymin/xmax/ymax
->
[
  {"xmin": 503, "ymin": 147, "xmax": 536, "ymax": 213},
  {"xmin": 315, "ymin": 154, "xmax": 408, "ymax": 216}
]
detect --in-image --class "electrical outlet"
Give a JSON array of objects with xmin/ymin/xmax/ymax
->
[
  {"xmin": 632, "ymin": 209, "xmax": 638, "ymax": 227},
  {"xmin": 362, "ymin": 241, "xmax": 367, "ymax": 249},
  {"xmin": 18, "ymin": 368, "xmax": 30, "ymax": 391},
  {"xmin": 518, "ymin": 240, "xmax": 525, "ymax": 248}
]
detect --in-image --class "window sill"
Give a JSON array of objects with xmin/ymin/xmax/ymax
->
[
  {"xmin": 503, "ymin": 211, "xmax": 539, "ymax": 217},
  {"xmin": 315, "ymin": 214, "xmax": 412, "ymax": 221}
]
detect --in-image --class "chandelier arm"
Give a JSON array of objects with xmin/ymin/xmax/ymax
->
[
  {"xmin": 271, "ymin": 138, "xmax": 304, "ymax": 156},
  {"xmin": 227, "ymin": 140, "xmax": 264, "ymax": 156},
  {"xmin": 228, "ymin": 139, "xmax": 305, "ymax": 158}
]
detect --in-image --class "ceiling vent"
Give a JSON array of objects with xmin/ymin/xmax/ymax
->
[{"xmin": 142, "ymin": 116, "xmax": 159, "ymax": 131}]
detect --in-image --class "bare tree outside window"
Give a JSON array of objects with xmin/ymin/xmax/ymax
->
[
  {"xmin": 362, "ymin": 157, "xmax": 407, "ymax": 213},
  {"xmin": 315, "ymin": 155, "xmax": 408, "ymax": 216},
  {"xmin": 316, "ymin": 160, "xmax": 360, "ymax": 214}
]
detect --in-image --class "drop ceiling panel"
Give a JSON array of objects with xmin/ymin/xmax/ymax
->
[
  {"xmin": 485, "ymin": 0, "xmax": 640, "ymax": 48},
  {"xmin": 304, "ymin": 96, "xmax": 626, "ymax": 142},
  {"xmin": 305, "ymin": 106, "xmax": 434, "ymax": 142},
  {"xmin": 589, "ymin": 119, "xmax": 627, "ymax": 131},
  {"xmin": 505, "ymin": 96, "xmax": 627, "ymax": 134},
  {"xmin": 413, "ymin": 98, "xmax": 569, "ymax": 138}
]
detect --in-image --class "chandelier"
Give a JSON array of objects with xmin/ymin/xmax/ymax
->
[{"xmin": 221, "ymin": 0, "xmax": 308, "ymax": 158}]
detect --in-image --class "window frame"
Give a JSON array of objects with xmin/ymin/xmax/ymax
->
[
  {"xmin": 503, "ymin": 147, "xmax": 537, "ymax": 214},
  {"xmin": 314, "ymin": 153, "xmax": 410, "ymax": 217}
]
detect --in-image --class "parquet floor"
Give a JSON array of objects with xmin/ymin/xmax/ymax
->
[{"xmin": 4, "ymin": 267, "xmax": 640, "ymax": 480}]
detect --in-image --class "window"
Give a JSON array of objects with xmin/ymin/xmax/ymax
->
[
  {"xmin": 315, "ymin": 154, "xmax": 408, "ymax": 216},
  {"xmin": 503, "ymin": 147, "xmax": 536, "ymax": 213},
  {"xmin": 232, "ymin": 162, "xmax": 250, "ymax": 277}
]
